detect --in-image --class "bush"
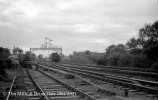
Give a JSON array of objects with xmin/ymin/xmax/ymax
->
[
  {"xmin": 151, "ymin": 61, "xmax": 158, "ymax": 70},
  {"xmin": 118, "ymin": 53, "xmax": 133, "ymax": 67},
  {"xmin": 50, "ymin": 53, "xmax": 61, "ymax": 62},
  {"xmin": 130, "ymin": 48, "xmax": 143, "ymax": 55},
  {"xmin": 131, "ymin": 54, "xmax": 151, "ymax": 68},
  {"xmin": 69, "ymin": 52, "xmax": 104, "ymax": 64},
  {"xmin": 107, "ymin": 52, "xmax": 122, "ymax": 66},
  {"xmin": 70, "ymin": 55, "xmax": 94, "ymax": 64},
  {"xmin": 97, "ymin": 58, "xmax": 107, "ymax": 65}
]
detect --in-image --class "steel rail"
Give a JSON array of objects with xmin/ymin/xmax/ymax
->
[
  {"xmin": 60, "ymin": 62, "xmax": 158, "ymax": 73},
  {"xmin": 59, "ymin": 63, "xmax": 158, "ymax": 76},
  {"xmin": 39, "ymin": 63, "xmax": 158, "ymax": 87},
  {"xmin": 6, "ymin": 76, "xmax": 16, "ymax": 100},
  {"xmin": 68, "ymin": 69, "xmax": 158, "ymax": 94},
  {"xmin": 27, "ymin": 69, "xmax": 50, "ymax": 100},
  {"xmin": 38, "ymin": 64, "xmax": 116, "ymax": 95},
  {"xmin": 51, "ymin": 63, "xmax": 158, "ymax": 87},
  {"xmin": 64, "ymin": 66, "xmax": 158, "ymax": 86},
  {"xmin": 39, "ymin": 63, "xmax": 158, "ymax": 95},
  {"xmin": 38, "ymin": 69, "xmax": 97, "ymax": 100}
]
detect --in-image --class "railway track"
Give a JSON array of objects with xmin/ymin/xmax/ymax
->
[
  {"xmin": 27, "ymin": 69, "xmax": 85, "ymax": 100},
  {"xmin": 38, "ymin": 65, "xmax": 146, "ymax": 100},
  {"xmin": 49, "ymin": 63, "xmax": 158, "ymax": 82},
  {"xmin": 35, "ymin": 68, "xmax": 126, "ymax": 100},
  {"xmin": 5, "ymin": 75, "xmax": 16, "ymax": 100},
  {"xmin": 58, "ymin": 63, "xmax": 158, "ymax": 78},
  {"xmin": 38, "ymin": 62, "xmax": 158, "ymax": 100},
  {"xmin": 60, "ymin": 62, "xmax": 158, "ymax": 73},
  {"xmin": 55, "ymin": 64, "xmax": 158, "ymax": 87},
  {"xmin": 6, "ymin": 68, "xmax": 50, "ymax": 100},
  {"xmin": 24, "ymin": 68, "xmax": 126, "ymax": 100},
  {"xmin": 25, "ymin": 69, "xmax": 50, "ymax": 100},
  {"xmin": 45, "ymin": 62, "xmax": 158, "ymax": 89}
]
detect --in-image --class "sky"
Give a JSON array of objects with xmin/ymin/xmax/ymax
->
[{"xmin": 0, "ymin": 0, "xmax": 158, "ymax": 55}]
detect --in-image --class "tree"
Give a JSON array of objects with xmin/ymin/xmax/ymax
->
[
  {"xmin": 118, "ymin": 53, "xmax": 133, "ymax": 67},
  {"xmin": 23, "ymin": 51, "xmax": 36, "ymax": 61},
  {"xmin": 105, "ymin": 45, "xmax": 116, "ymax": 55},
  {"xmin": 116, "ymin": 44, "xmax": 126, "ymax": 53},
  {"xmin": 0, "ymin": 47, "xmax": 10, "ymax": 62},
  {"xmin": 106, "ymin": 44, "xmax": 126, "ymax": 55},
  {"xmin": 130, "ymin": 48, "xmax": 143, "ymax": 55},
  {"xmin": 126, "ymin": 37, "xmax": 142, "ymax": 49},
  {"xmin": 105, "ymin": 44, "xmax": 127, "ymax": 66},
  {"xmin": 17, "ymin": 53, "xmax": 25, "ymax": 66},
  {"xmin": 0, "ymin": 47, "xmax": 10, "ymax": 77},
  {"xmin": 38, "ymin": 54, "xmax": 43, "ymax": 59},
  {"xmin": 139, "ymin": 22, "xmax": 158, "ymax": 47},
  {"xmin": 85, "ymin": 50, "xmax": 90, "ymax": 54},
  {"xmin": 97, "ymin": 58, "xmax": 107, "ymax": 65},
  {"xmin": 139, "ymin": 21, "xmax": 158, "ymax": 62},
  {"xmin": 49, "ymin": 53, "xmax": 61, "ymax": 62},
  {"xmin": 131, "ymin": 54, "xmax": 151, "ymax": 68},
  {"xmin": 107, "ymin": 52, "xmax": 122, "ymax": 66}
]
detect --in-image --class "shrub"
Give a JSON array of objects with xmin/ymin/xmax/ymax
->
[
  {"xmin": 107, "ymin": 52, "xmax": 122, "ymax": 66},
  {"xmin": 118, "ymin": 53, "xmax": 133, "ymax": 67},
  {"xmin": 151, "ymin": 61, "xmax": 158, "ymax": 70},
  {"xmin": 71, "ymin": 56, "xmax": 94, "ymax": 64},
  {"xmin": 131, "ymin": 54, "xmax": 151, "ymax": 68},
  {"xmin": 130, "ymin": 48, "xmax": 143, "ymax": 55},
  {"xmin": 97, "ymin": 58, "xmax": 107, "ymax": 65},
  {"xmin": 50, "ymin": 53, "xmax": 61, "ymax": 62}
]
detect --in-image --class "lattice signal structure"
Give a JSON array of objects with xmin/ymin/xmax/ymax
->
[{"xmin": 30, "ymin": 38, "xmax": 62, "ymax": 57}]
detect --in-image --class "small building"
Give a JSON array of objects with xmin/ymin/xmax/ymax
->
[{"xmin": 13, "ymin": 46, "xmax": 23, "ymax": 54}]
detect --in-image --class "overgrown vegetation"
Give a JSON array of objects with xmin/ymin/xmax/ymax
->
[
  {"xmin": 0, "ymin": 47, "xmax": 11, "ymax": 79},
  {"xmin": 0, "ymin": 47, "xmax": 38, "ymax": 80},
  {"xmin": 49, "ymin": 53, "xmax": 61, "ymax": 62},
  {"xmin": 23, "ymin": 51, "xmax": 36, "ymax": 61},
  {"xmin": 69, "ymin": 21, "xmax": 158, "ymax": 70},
  {"xmin": 69, "ymin": 51, "xmax": 105, "ymax": 64}
]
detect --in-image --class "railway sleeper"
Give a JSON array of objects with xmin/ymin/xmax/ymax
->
[
  {"xmin": 70, "ymin": 68, "xmax": 158, "ymax": 96},
  {"xmin": 39, "ymin": 70, "xmax": 97, "ymax": 100},
  {"xmin": 64, "ymin": 74, "xmax": 75, "ymax": 79},
  {"xmin": 40, "ymin": 64, "xmax": 158, "ymax": 99},
  {"xmin": 79, "ymin": 80, "xmax": 89, "ymax": 85},
  {"xmin": 146, "ymin": 94, "xmax": 158, "ymax": 99},
  {"xmin": 43, "ymin": 88, "xmax": 69, "ymax": 92},
  {"xmin": 28, "ymin": 96, "xmax": 41, "ymax": 100},
  {"xmin": 49, "ymin": 95, "xmax": 82, "ymax": 100},
  {"xmin": 97, "ymin": 88, "xmax": 115, "ymax": 95}
]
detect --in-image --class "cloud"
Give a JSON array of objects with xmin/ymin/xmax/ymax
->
[{"xmin": 0, "ymin": 0, "xmax": 158, "ymax": 55}]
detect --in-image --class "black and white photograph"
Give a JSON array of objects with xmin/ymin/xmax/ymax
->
[{"xmin": 0, "ymin": 0, "xmax": 158, "ymax": 100}]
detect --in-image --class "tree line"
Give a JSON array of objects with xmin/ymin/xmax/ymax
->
[
  {"xmin": 69, "ymin": 21, "xmax": 158, "ymax": 70},
  {"xmin": 103, "ymin": 21, "xmax": 158, "ymax": 69},
  {"xmin": 0, "ymin": 47, "xmax": 11, "ymax": 78}
]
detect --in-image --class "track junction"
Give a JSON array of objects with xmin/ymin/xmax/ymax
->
[{"xmin": 5, "ymin": 61, "xmax": 158, "ymax": 100}]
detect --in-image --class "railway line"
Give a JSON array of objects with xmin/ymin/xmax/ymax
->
[
  {"xmin": 37, "ymin": 66, "xmax": 125, "ymax": 100},
  {"xmin": 27, "ymin": 69, "xmax": 85, "ymax": 100},
  {"xmin": 54, "ymin": 64, "xmax": 158, "ymax": 88},
  {"xmin": 38, "ymin": 62, "xmax": 158, "ymax": 100},
  {"xmin": 58, "ymin": 63, "xmax": 158, "ymax": 79},
  {"xmin": 5, "ymin": 75, "xmax": 16, "ymax": 100},
  {"xmin": 5, "ymin": 68, "xmax": 50, "ymax": 100},
  {"xmin": 60, "ymin": 62, "xmax": 158, "ymax": 73},
  {"xmin": 42, "ymin": 62, "xmax": 158, "ymax": 88},
  {"xmin": 6, "ymin": 68, "xmax": 125, "ymax": 100},
  {"xmin": 6, "ymin": 62, "xmax": 158, "ymax": 100}
]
